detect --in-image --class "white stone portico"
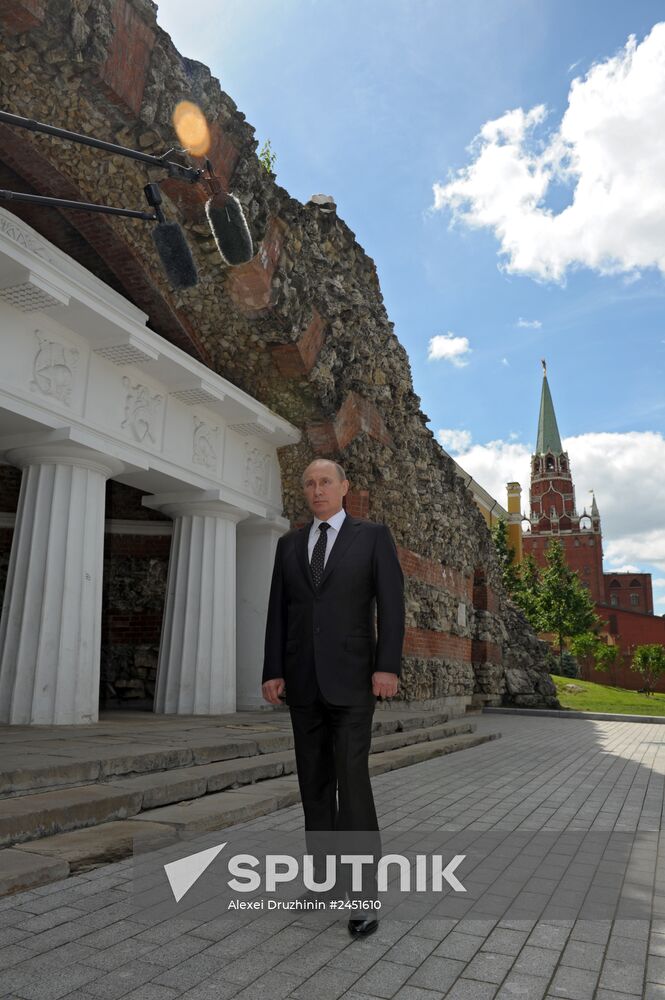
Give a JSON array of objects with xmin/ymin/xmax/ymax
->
[{"xmin": 0, "ymin": 208, "xmax": 299, "ymax": 725}]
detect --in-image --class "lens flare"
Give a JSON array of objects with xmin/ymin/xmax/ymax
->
[{"xmin": 173, "ymin": 101, "xmax": 211, "ymax": 158}]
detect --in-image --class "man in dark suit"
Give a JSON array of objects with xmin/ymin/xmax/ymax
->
[{"xmin": 262, "ymin": 459, "xmax": 404, "ymax": 938}]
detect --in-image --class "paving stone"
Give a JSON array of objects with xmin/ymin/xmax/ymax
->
[
  {"xmin": 408, "ymin": 954, "xmax": 466, "ymax": 991},
  {"xmin": 0, "ymin": 943, "xmax": 33, "ymax": 971},
  {"xmin": 645, "ymin": 985, "xmax": 665, "ymax": 1000},
  {"xmin": 149, "ymin": 950, "xmax": 244, "ymax": 992},
  {"xmin": 512, "ymin": 946, "xmax": 559, "ymax": 977},
  {"xmin": 495, "ymin": 973, "xmax": 550, "ymax": 1000},
  {"xmin": 433, "ymin": 931, "xmax": 484, "ymax": 961},
  {"xmin": 274, "ymin": 943, "xmax": 340, "ymax": 980},
  {"xmin": 79, "ymin": 919, "xmax": 144, "ymax": 949},
  {"xmin": 353, "ymin": 959, "xmax": 414, "ymax": 997},
  {"xmin": 84, "ymin": 959, "xmax": 165, "ymax": 999},
  {"xmin": 121, "ymin": 987, "xmax": 179, "ymax": 1000},
  {"xmin": 133, "ymin": 932, "xmax": 210, "ymax": 970},
  {"xmin": 390, "ymin": 988, "xmax": 447, "ymax": 1000},
  {"xmin": 598, "ymin": 958, "xmax": 644, "ymax": 994},
  {"xmin": 382, "ymin": 933, "xmax": 438, "ymax": 967},
  {"xmin": 444, "ymin": 980, "xmax": 498, "ymax": 1000},
  {"xmin": 411, "ymin": 917, "xmax": 457, "ymax": 941},
  {"xmin": 463, "ymin": 950, "xmax": 515, "ymax": 984},
  {"xmin": 2, "ymin": 962, "xmax": 100, "ymax": 1000},
  {"xmin": 560, "ymin": 939, "xmax": 604, "ymax": 971},
  {"xmin": 568, "ymin": 919, "xmax": 611, "ymax": 945},
  {"xmin": 650, "ymin": 957, "xmax": 665, "ymax": 986},
  {"xmin": 606, "ymin": 935, "xmax": 648, "ymax": 963},
  {"xmin": 595, "ymin": 991, "xmax": 645, "ymax": 1000},
  {"xmin": 483, "ymin": 927, "xmax": 531, "ymax": 957},
  {"xmin": 290, "ymin": 966, "xmax": 360, "ymax": 999},
  {"xmin": 81, "ymin": 936, "xmax": 167, "ymax": 970},
  {"xmin": 548, "ymin": 965, "xmax": 599, "ymax": 1000},
  {"xmin": 230, "ymin": 970, "xmax": 302, "ymax": 1000},
  {"xmin": 328, "ymin": 941, "xmax": 390, "ymax": 974},
  {"xmin": 177, "ymin": 980, "xmax": 243, "ymax": 1000}
]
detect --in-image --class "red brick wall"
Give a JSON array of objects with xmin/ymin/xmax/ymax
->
[
  {"xmin": 404, "ymin": 627, "xmax": 471, "ymax": 661},
  {"xmin": 603, "ymin": 572, "xmax": 654, "ymax": 614},
  {"xmin": 397, "ymin": 546, "xmax": 472, "ymax": 601},
  {"xmin": 272, "ymin": 309, "xmax": 327, "ymax": 377},
  {"xmin": 0, "ymin": 0, "xmax": 46, "ymax": 33},
  {"xmin": 99, "ymin": 0, "xmax": 156, "ymax": 115},
  {"xmin": 524, "ymin": 531, "xmax": 605, "ymax": 602}
]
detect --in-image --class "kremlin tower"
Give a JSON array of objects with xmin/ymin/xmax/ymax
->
[
  {"xmin": 521, "ymin": 360, "xmax": 604, "ymax": 601},
  {"xmin": 511, "ymin": 361, "xmax": 665, "ymax": 690}
]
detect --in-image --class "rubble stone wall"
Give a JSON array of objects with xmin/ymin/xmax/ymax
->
[{"xmin": 0, "ymin": 0, "xmax": 558, "ymax": 709}]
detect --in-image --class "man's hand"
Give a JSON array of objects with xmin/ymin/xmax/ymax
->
[
  {"xmin": 372, "ymin": 671, "xmax": 399, "ymax": 699},
  {"xmin": 262, "ymin": 678, "xmax": 286, "ymax": 705}
]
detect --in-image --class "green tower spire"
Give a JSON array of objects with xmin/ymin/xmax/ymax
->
[{"xmin": 536, "ymin": 359, "xmax": 563, "ymax": 455}]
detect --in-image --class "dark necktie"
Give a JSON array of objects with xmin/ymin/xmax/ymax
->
[{"xmin": 310, "ymin": 522, "xmax": 331, "ymax": 588}]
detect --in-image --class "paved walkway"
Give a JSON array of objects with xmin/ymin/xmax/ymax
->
[{"xmin": 1, "ymin": 714, "xmax": 665, "ymax": 999}]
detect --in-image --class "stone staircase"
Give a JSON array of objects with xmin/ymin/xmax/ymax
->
[{"xmin": 0, "ymin": 707, "xmax": 500, "ymax": 896}]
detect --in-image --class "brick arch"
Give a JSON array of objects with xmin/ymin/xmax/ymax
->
[{"xmin": 0, "ymin": 125, "xmax": 211, "ymax": 365}]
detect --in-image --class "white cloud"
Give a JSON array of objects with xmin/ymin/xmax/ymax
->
[
  {"xmin": 450, "ymin": 430, "xmax": 665, "ymax": 574},
  {"xmin": 501, "ymin": 357, "xmax": 510, "ymax": 366},
  {"xmin": 517, "ymin": 318, "xmax": 542, "ymax": 329},
  {"xmin": 433, "ymin": 24, "xmax": 665, "ymax": 281},
  {"xmin": 437, "ymin": 428, "xmax": 473, "ymax": 453},
  {"xmin": 427, "ymin": 333, "xmax": 471, "ymax": 367},
  {"xmin": 654, "ymin": 578, "xmax": 665, "ymax": 587},
  {"xmin": 604, "ymin": 564, "xmax": 642, "ymax": 574}
]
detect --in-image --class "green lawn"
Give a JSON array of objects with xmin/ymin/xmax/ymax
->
[{"xmin": 551, "ymin": 674, "xmax": 665, "ymax": 716}]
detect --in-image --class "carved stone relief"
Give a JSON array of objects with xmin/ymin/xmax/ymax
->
[
  {"xmin": 192, "ymin": 417, "xmax": 219, "ymax": 470},
  {"xmin": 244, "ymin": 443, "xmax": 270, "ymax": 498},
  {"xmin": 121, "ymin": 377, "xmax": 163, "ymax": 444},
  {"xmin": 30, "ymin": 331, "xmax": 79, "ymax": 405}
]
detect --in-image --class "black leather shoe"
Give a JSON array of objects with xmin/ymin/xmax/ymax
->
[{"xmin": 348, "ymin": 917, "xmax": 379, "ymax": 939}]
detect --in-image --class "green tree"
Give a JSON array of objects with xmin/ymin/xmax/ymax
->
[
  {"xmin": 594, "ymin": 641, "xmax": 620, "ymax": 686},
  {"xmin": 258, "ymin": 139, "xmax": 276, "ymax": 174},
  {"xmin": 537, "ymin": 540, "xmax": 599, "ymax": 670},
  {"xmin": 512, "ymin": 553, "xmax": 541, "ymax": 624},
  {"xmin": 570, "ymin": 632, "xmax": 620, "ymax": 684},
  {"xmin": 632, "ymin": 644, "xmax": 665, "ymax": 696},
  {"xmin": 491, "ymin": 519, "xmax": 520, "ymax": 597}
]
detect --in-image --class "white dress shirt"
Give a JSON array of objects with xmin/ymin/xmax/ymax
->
[{"xmin": 307, "ymin": 508, "xmax": 346, "ymax": 568}]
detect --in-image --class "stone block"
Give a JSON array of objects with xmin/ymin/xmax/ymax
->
[
  {"xmin": 0, "ymin": 848, "xmax": 68, "ymax": 897},
  {"xmin": 0, "ymin": 786, "xmax": 143, "ymax": 847},
  {"xmin": 14, "ymin": 820, "xmax": 174, "ymax": 873}
]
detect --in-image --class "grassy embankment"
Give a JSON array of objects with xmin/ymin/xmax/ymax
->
[{"xmin": 550, "ymin": 674, "xmax": 665, "ymax": 716}]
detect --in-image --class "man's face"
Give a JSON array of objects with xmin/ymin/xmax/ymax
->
[{"xmin": 303, "ymin": 462, "xmax": 349, "ymax": 521}]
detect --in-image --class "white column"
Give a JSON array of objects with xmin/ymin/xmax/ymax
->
[
  {"xmin": 236, "ymin": 517, "xmax": 290, "ymax": 710},
  {"xmin": 154, "ymin": 502, "xmax": 248, "ymax": 715},
  {"xmin": 0, "ymin": 446, "xmax": 124, "ymax": 725}
]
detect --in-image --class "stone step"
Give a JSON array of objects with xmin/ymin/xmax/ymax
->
[
  {"xmin": 0, "ymin": 709, "xmax": 451, "ymax": 799},
  {"xmin": 0, "ymin": 721, "xmax": 474, "ymax": 848},
  {"xmin": 2, "ymin": 728, "xmax": 501, "ymax": 893},
  {"xmin": 370, "ymin": 721, "xmax": 475, "ymax": 753}
]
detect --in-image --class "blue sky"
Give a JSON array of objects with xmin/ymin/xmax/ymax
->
[{"xmin": 156, "ymin": 0, "xmax": 665, "ymax": 610}]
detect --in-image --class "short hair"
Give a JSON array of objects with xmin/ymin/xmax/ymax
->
[{"xmin": 302, "ymin": 459, "xmax": 347, "ymax": 483}]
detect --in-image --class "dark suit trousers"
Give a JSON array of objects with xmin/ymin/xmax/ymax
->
[{"xmin": 289, "ymin": 691, "xmax": 381, "ymax": 898}]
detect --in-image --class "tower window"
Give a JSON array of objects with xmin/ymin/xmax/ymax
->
[
  {"xmin": 630, "ymin": 578, "xmax": 642, "ymax": 588},
  {"xmin": 610, "ymin": 594, "xmax": 618, "ymax": 607},
  {"xmin": 583, "ymin": 566, "xmax": 590, "ymax": 574},
  {"xmin": 609, "ymin": 579, "xmax": 621, "ymax": 588},
  {"xmin": 546, "ymin": 457, "xmax": 554, "ymax": 471},
  {"xmin": 630, "ymin": 593, "xmax": 640, "ymax": 607}
]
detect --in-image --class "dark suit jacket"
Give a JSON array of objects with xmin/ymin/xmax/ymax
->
[{"xmin": 262, "ymin": 515, "xmax": 405, "ymax": 706}]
